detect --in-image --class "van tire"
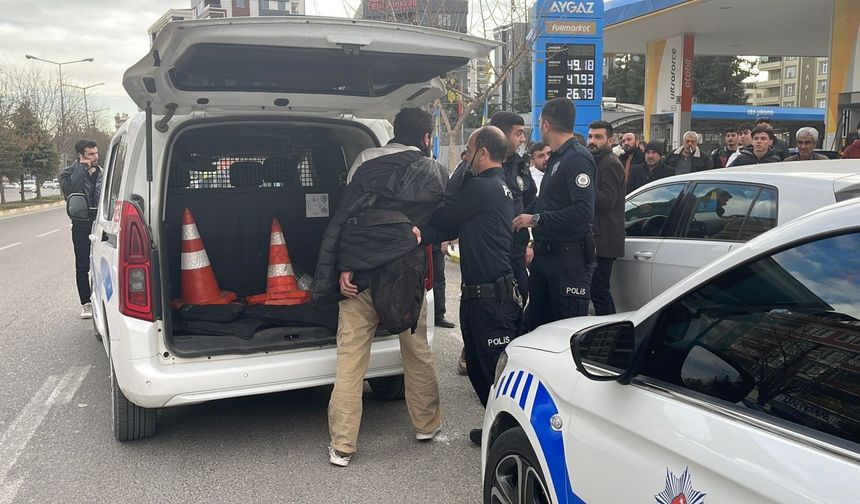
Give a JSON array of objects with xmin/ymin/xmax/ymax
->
[
  {"xmin": 368, "ymin": 375, "xmax": 406, "ymax": 400},
  {"xmin": 111, "ymin": 362, "xmax": 157, "ymax": 441}
]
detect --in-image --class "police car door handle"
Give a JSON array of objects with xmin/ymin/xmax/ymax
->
[{"xmin": 633, "ymin": 251, "xmax": 654, "ymax": 260}]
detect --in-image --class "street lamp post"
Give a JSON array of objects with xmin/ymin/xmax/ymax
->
[
  {"xmin": 63, "ymin": 82, "xmax": 104, "ymax": 128},
  {"xmin": 90, "ymin": 108, "xmax": 109, "ymax": 130},
  {"xmin": 24, "ymin": 55, "xmax": 94, "ymax": 165}
]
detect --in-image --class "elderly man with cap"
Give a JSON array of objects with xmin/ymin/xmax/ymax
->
[{"xmin": 627, "ymin": 141, "xmax": 675, "ymax": 193}]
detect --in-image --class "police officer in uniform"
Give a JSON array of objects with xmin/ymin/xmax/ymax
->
[
  {"xmin": 489, "ymin": 112, "xmax": 536, "ymax": 304},
  {"xmin": 421, "ymin": 125, "xmax": 521, "ymax": 446},
  {"xmin": 513, "ymin": 97, "xmax": 596, "ymax": 332}
]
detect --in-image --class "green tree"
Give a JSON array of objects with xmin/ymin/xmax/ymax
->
[
  {"xmin": 604, "ymin": 54, "xmax": 646, "ymax": 105},
  {"xmin": 0, "ymin": 126, "xmax": 23, "ymax": 204},
  {"xmin": 603, "ymin": 54, "xmax": 753, "ymax": 106},
  {"xmin": 693, "ymin": 55, "xmax": 753, "ymax": 104},
  {"xmin": 12, "ymin": 100, "xmax": 59, "ymax": 200}
]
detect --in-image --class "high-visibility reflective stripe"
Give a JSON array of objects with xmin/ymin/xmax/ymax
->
[
  {"xmin": 182, "ymin": 224, "xmax": 201, "ymax": 240},
  {"xmin": 181, "ymin": 249, "xmax": 211, "ymax": 270},
  {"xmin": 268, "ymin": 263, "xmax": 294, "ymax": 278},
  {"xmin": 270, "ymin": 232, "xmax": 285, "ymax": 246}
]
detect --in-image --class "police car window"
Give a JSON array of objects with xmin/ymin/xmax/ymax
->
[
  {"xmin": 625, "ymin": 183, "xmax": 685, "ymax": 237},
  {"xmin": 102, "ymin": 136, "xmax": 127, "ymax": 221},
  {"xmin": 738, "ymin": 188, "xmax": 777, "ymax": 241},
  {"xmin": 640, "ymin": 231, "xmax": 860, "ymax": 447},
  {"xmin": 679, "ymin": 183, "xmax": 764, "ymax": 241}
]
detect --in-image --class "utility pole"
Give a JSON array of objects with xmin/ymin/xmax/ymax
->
[
  {"xmin": 24, "ymin": 55, "xmax": 94, "ymax": 166},
  {"xmin": 63, "ymin": 82, "xmax": 104, "ymax": 128}
]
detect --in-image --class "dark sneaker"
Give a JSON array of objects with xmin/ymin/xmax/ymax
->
[
  {"xmin": 469, "ymin": 428, "xmax": 482, "ymax": 446},
  {"xmin": 457, "ymin": 348, "xmax": 467, "ymax": 376},
  {"xmin": 435, "ymin": 318, "xmax": 455, "ymax": 328}
]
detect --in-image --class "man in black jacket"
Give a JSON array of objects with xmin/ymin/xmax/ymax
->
[
  {"xmin": 664, "ymin": 131, "xmax": 709, "ymax": 174},
  {"xmin": 727, "ymin": 126, "xmax": 782, "ymax": 166},
  {"xmin": 421, "ymin": 125, "xmax": 520, "ymax": 447},
  {"xmin": 709, "ymin": 128, "xmax": 740, "ymax": 169},
  {"xmin": 618, "ymin": 132, "xmax": 644, "ymax": 186},
  {"xmin": 489, "ymin": 111, "xmax": 536, "ymax": 304},
  {"xmin": 512, "ymin": 97, "xmax": 596, "ymax": 331},
  {"xmin": 58, "ymin": 139, "xmax": 102, "ymax": 319},
  {"xmin": 586, "ymin": 121, "xmax": 626, "ymax": 315},
  {"xmin": 627, "ymin": 142, "xmax": 675, "ymax": 193},
  {"xmin": 756, "ymin": 118, "xmax": 790, "ymax": 160},
  {"xmin": 314, "ymin": 108, "xmax": 446, "ymax": 467}
]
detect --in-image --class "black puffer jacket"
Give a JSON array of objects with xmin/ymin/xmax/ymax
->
[
  {"xmin": 312, "ymin": 148, "xmax": 448, "ymax": 331},
  {"xmin": 727, "ymin": 148, "xmax": 781, "ymax": 167}
]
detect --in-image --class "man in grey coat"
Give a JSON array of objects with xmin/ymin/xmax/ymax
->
[{"xmin": 586, "ymin": 121, "xmax": 626, "ymax": 315}]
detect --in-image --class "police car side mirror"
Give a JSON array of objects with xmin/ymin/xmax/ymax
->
[
  {"xmin": 66, "ymin": 193, "xmax": 90, "ymax": 222},
  {"xmin": 571, "ymin": 321, "xmax": 636, "ymax": 382}
]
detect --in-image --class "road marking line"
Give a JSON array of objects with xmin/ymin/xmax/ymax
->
[
  {"xmin": 56, "ymin": 366, "xmax": 91, "ymax": 405},
  {"xmin": 0, "ymin": 242, "xmax": 21, "ymax": 251},
  {"xmin": 0, "ymin": 367, "xmax": 91, "ymax": 502},
  {"xmin": 36, "ymin": 229, "xmax": 59, "ymax": 238}
]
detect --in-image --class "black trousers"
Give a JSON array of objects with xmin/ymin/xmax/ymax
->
[
  {"xmin": 71, "ymin": 222, "xmax": 93, "ymax": 305},
  {"xmin": 460, "ymin": 297, "xmax": 522, "ymax": 407},
  {"xmin": 523, "ymin": 248, "xmax": 595, "ymax": 333},
  {"xmin": 591, "ymin": 257, "xmax": 616, "ymax": 315},
  {"xmin": 432, "ymin": 245, "xmax": 446, "ymax": 320}
]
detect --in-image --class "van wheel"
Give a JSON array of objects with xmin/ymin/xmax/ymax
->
[
  {"xmin": 110, "ymin": 362, "xmax": 157, "ymax": 441},
  {"xmin": 367, "ymin": 375, "xmax": 406, "ymax": 400},
  {"xmin": 484, "ymin": 427, "xmax": 551, "ymax": 504}
]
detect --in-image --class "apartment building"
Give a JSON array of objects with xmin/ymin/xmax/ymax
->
[{"xmin": 748, "ymin": 56, "xmax": 829, "ymax": 109}]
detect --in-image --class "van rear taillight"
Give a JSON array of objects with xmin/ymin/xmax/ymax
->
[{"xmin": 119, "ymin": 201, "xmax": 154, "ymax": 321}]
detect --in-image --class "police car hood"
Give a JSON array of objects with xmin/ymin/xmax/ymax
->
[{"xmin": 510, "ymin": 312, "xmax": 634, "ymax": 353}]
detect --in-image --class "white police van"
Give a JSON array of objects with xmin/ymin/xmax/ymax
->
[
  {"xmin": 482, "ymin": 198, "xmax": 860, "ymax": 503},
  {"xmin": 68, "ymin": 16, "xmax": 496, "ymax": 441}
]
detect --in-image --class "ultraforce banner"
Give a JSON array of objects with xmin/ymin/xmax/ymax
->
[{"xmin": 649, "ymin": 34, "xmax": 695, "ymax": 114}]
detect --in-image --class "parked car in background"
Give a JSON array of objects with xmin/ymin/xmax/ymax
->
[
  {"xmin": 42, "ymin": 179, "xmax": 59, "ymax": 189},
  {"xmin": 483, "ymin": 197, "xmax": 860, "ymax": 504},
  {"xmin": 22, "ymin": 180, "xmax": 37, "ymax": 193},
  {"xmin": 612, "ymin": 160, "xmax": 860, "ymax": 312}
]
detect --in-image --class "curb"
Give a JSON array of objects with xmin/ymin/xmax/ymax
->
[{"xmin": 0, "ymin": 200, "xmax": 65, "ymax": 217}]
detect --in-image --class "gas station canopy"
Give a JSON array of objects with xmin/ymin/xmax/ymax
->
[{"xmin": 604, "ymin": 0, "xmax": 834, "ymax": 56}]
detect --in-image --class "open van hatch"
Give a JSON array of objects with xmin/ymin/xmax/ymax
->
[{"xmin": 125, "ymin": 16, "xmax": 498, "ymax": 116}]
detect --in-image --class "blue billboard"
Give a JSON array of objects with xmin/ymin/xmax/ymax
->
[{"xmin": 531, "ymin": 0, "xmax": 605, "ymax": 141}]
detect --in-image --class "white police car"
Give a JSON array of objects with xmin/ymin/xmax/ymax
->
[{"xmin": 482, "ymin": 198, "xmax": 860, "ymax": 503}]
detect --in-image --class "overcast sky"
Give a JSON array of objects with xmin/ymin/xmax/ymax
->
[{"xmin": 0, "ymin": 1, "xmax": 363, "ymax": 127}]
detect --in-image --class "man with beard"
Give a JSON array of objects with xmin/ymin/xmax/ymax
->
[
  {"xmin": 586, "ymin": 121, "xmax": 626, "ymax": 315},
  {"xmin": 710, "ymin": 128, "xmax": 740, "ymax": 168},
  {"xmin": 512, "ymin": 97, "xmax": 596, "ymax": 331},
  {"xmin": 627, "ymin": 142, "xmax": 675, "ymax": 193},
  {"xmin": 618, "ymin": 132, "xmax": 644, "ymax": 186},
  {"xmin": 528, "ymin": 141, "xmax": 551, "ymax": 194}
]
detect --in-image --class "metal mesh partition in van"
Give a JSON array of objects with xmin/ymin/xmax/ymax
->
[{"xmin": 164, "ymin": 133, "xmax": 349, "ymax": 299}]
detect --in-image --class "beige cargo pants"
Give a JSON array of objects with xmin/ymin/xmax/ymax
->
[{"xmin": 328, "ymin": 289, "xmax": 442, "ymax": 455}]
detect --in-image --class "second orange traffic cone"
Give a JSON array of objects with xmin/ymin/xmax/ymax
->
[
  {"xmin": 171, "ymin": 208, "xmax": 237, "ymax": 309},
  {"xmin": 247, "ymin": 218, "xmax": 310, "ymax": 306}
]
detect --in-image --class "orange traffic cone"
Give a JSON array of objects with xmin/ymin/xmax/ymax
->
[
  {"xmin": 247, "ymin": 218, "xmax": 311, "ymax": 306},
  {"xmin": 171, "ymin": 208, "xmax": 237, "ymax": 309}
]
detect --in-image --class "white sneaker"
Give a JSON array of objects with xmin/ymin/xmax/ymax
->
[
  {"xmin": 80, "ymin": 302, "xmax": 93, "ymax": 320},
  {"xmin": 328, "ymin": 445, "xmax": 352, "ymax": 467},
  {"xmin": 416, "ymin": 426, "xmax": 442, "ymax": 442}
]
